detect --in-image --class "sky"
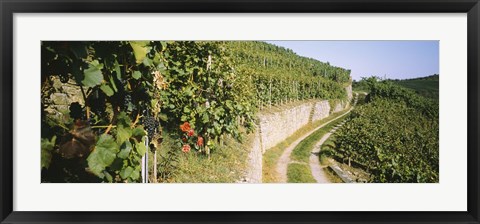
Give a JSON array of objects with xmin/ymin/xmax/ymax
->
[{"xmin": 266, "ymin": 41, "xmax": 439, "ymax": 81}]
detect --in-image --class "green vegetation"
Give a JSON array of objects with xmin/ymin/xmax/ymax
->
[
  {"xmin": 354, "ymin": 74, "xmax": 439, "ymax": 100},
  {"xmin": 159, "ymin": 132, "xmax": 251, "ymax": 183},
  {"xmin": 287, "ymin": 163, "xmax": 316, "ymax": 183},
  {"xmin": 319, "ymin": 137, "xmax": 336, "ymax": 164},
  {"xmin": 228, "ymin": 41, "xmax": 351, "ymax": 108},
  {"xmin": 41, "ymin": 41, "xmax": 351, "ymax": 183},
  {"xmin": 332, "ymin": 78, "xmax": 439, "ymax": 183},
  {"xmin": 263, "ymin": 140, "xmax": 290, "ymax": 183},
  {"xmin": 393, "ymin": 74, "xmax": 439, "ymax": 100},
  {"xmin": 290, "ymin": 114, "xmax": 345, "ymax": 163}
]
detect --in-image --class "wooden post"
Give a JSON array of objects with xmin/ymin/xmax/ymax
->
[
  {"xmin": 280, "ymin": 79, "xmax": 283, "ymax": 105},
  {"xmin": 269, "ymin": 78, "xmax": 272, "ymax": 108}
]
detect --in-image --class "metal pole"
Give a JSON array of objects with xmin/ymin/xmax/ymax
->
[{"xmin": 141, "ymin": 136, "xmax": 149, "ymax": 183}]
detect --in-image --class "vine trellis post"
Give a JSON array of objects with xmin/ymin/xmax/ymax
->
[
  {"xmin": 269, "ymin": 78, "xmax": 272, "ymax": 108},
  {"xmin": 141, "ymin": 136, "xmax": 149, "ymax": 183}
]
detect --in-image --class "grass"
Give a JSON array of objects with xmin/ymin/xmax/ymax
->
[
  {"xmin": 324, "ymin": 167, "xmax": 344, "ymax": 183},
  {"xmin": 286, "ymin": 113, "xmax": 347, "ymax": 183},
  {"xmin": 290, "ymin": 117, "xmax": 344, "ymax": 163},
  {"xmin": 151, "ymin": 131, "xmax": 252, "ymax": 183},
  {"xmin": 263, "ymin": 140, "xmax": 291, "ymax": 183},
  {"xmin": 262, "ymin": 107, "xmax": 352, "ymax": 183},
  {"xmin": 287, "ymin": 163, "xmax": 316, "ymax": 183}
]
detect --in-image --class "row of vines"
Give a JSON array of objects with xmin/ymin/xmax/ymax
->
[
  {"xmin": 227, "ymin": 41, "xmax": 351, "ymax": 108},
  {"xmin": 331, "ymin": 77, "xmax": 439, "ymax": 183},
  {"xmin": 41, "ymin": 41, "xmax": 351, "ymax": 183}
]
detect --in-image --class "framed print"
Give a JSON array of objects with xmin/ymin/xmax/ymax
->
[{"xmin": 1, "ymin": 0, "xmax": 479, "ymax": 223}]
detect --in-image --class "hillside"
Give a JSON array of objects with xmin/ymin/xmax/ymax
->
[
  {"xmin": 392, "ymin": 74, "xmax": 439, "ymax": 100},
  {"xmin": 40, "ymin": 41, "xmax": 353, "ymax": 183},
  {"xmin": 227, "ymin": 41, "xmax": 352, "ymax": 108}
]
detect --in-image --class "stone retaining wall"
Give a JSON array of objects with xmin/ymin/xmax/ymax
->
[{"xmin": 258, "ymin": 104, "xmax": 312, "ymax": 153}]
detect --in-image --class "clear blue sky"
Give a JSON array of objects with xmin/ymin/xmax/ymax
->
[{"xmin": 266, "ymin": 41, "xmax": 439, "ymax": 81}]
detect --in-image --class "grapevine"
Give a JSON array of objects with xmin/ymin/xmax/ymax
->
[
  {"xmin": 332, "ymin": 78, "xmax": 439, "ymax": 183},
  {"xmin": 40, "ymin": 41, "xmax": 353, "ymax": 183}
]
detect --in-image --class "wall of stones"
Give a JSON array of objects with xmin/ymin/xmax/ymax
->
[
  {"xmin": 43, "ymin": 77, "xmax": 85, "ymax": 123},
  {"xmin": 258, "ymin": 104, "xmax": 313, "ymax": 153},
  {"xmin": 311, "ymin": 100, "xmax": 330, "ymax": 122}
]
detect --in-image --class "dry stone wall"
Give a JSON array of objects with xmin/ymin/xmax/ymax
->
[
  {"xmin": 258, "ymin": 104, "xmax": 312, "ymax": 152},
  {"xmin": 43, "ymin": 77, "xmax": 85, "ymax": 123},
  {"xmin": 333, "ymin": 100, "xmax": 348, "ymax": 113},
  {"xmin": 244, "ymin": 130, "xmax": 263, "ymax": 183},
  {"xmin": 346, "ymin": 85, "xmax": 353, "ymax": 101},
  {"xmin": 311, "ymin": 100, "xmax": 330, "ymax": 122}
]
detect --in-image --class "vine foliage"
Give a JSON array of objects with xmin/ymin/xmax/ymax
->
[{"xmin": 41, "ymin": 41, "xmax": 352, "ymax": 183}]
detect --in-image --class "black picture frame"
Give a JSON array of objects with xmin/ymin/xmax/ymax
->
[{"xmin": 1, "ymin": 0, "xmax": 479, "ymax": 223}]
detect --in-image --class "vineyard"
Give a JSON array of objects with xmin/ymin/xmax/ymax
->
[
  {"xmin": 40, "ymin": 41, "xmax": 351, "ymax": 183},
  {"xmin": 330, "ymin": 77, "xmax": 439, "ymax": 183}
]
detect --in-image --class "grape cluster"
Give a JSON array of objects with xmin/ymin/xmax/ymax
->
[
  {"xmin": 69, "ymin": 102, "xmax": 84, "ymax": 120},
  {"xmin": 59, "ymin": 73, "xmax": 70, "ymax": 83},
  {"xmin": 122, "ymin": 94, "xmax": 132, "ymax": 110},
  {"xmin": 88, "ymin": 89, "xmax": 106, "ymax": 118},
  {"xmin": 143, "ymin": 115, "xmax": 159, "ymax": 140}
]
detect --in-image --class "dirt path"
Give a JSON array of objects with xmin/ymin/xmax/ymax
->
[
  {"xmin": 309, "ymin": 94, "xmax": 359, "ymax": 183},
  {"xmin": 275, "ymin": 93, "xmax": 359, "ymax": 183},
  {"xmin": 275, "ymin": 108, "xmax": 353, "ymax": 183},
  {"xmin": 309, "ymin": 121, "xmax": 345, "ymax": 183}
]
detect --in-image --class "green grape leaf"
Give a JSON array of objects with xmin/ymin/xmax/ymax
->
[
  {"xmin": 100, "ymin": 84, "xmax": 114, "ymax": 97},
  {"xmin": 158, "ymin": 113, "xmax": 168, "ymax": 122},
  {"xmin": 41, "ymin": 136, "xmax": 56, "ymax": 169},
  {"xmin": 132, "ymin": 71, "xmax": 142, "ymax": 80},
  {"xmin": 116, "ymin": 112, "xmax": 132, "ymax": 127},
  {"xmin": 132, "ymin": 126, "xmax": 146, "ymax": 138},
  {"xmin": 109, "ymin": 76, "xmax": 118, "ymax": 92},
  {"xmin": 130, "ymin": 167, "xmax": 141, "ymax": 181},
  {"xmin": 116, "ymin": 125, "xmax": 132, "ymax": 145},
  {"xmin": 143, "ymin": 57, "xmax": 153, "ymax": 67},
  {"xmin": 104, "ymin": 171, "xmax": 113, "ymax": 183},
  {"xmin": 120, "ymin": 166, "xmax": 134, "ymax": 179},
  {"xmin": 114, "ymin": 59, "xmax": 122, "ymax": 80},
  {"xmin": 82, "ymin": 60, "xmax": 104, "ymax": 88},
  {"xmin": 135, "ymin": 139, "xmax": 147, "ymax": 156},
  {"xmin": 130, "ymin": 41, "xmax": 149, "ymax": 64},
  {"xmin": 157, "ymin": 62, "xmax": 167, "ymax": 73},
  {"xmin": 118, "ymin": 141, "xmax": 133, "ymax": 159},
  {"xmin": 160, "ymin": 41, "xmax": 167, "ymax": 50},
  {"xmin": 225, "ymin": 100, "xmax": 233, "ymax": 109},
  {"xmin": 202, "ymin": 113, "xmax": 209, "ymax": 123},
  {"xmin": 87, "ymin": 134, "xmax": 119, "ymax": 178}
]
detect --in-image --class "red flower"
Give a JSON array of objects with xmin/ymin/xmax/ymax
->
[
  {"xmin": 197, "ymin": 136, "xmax": 204, "ymax": 147},
  {"xmin": 182, "ymin": 144, "xmax": 191, "ymax": 153},
  {"xmin": 182, "ymin": 137, "xmax": 187, "ymax": 142},
  {"xmin": 180, "ymin": 122, "xmax": 191, "ymax": 132},
  {"xmin": 187, "ymin": 129, "xmax": 195, "ymax": 137}
]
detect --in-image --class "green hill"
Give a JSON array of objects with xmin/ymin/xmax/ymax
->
[{"xmin": 393, "ymin": 74, "xmax": 439, "ymax": 100}]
